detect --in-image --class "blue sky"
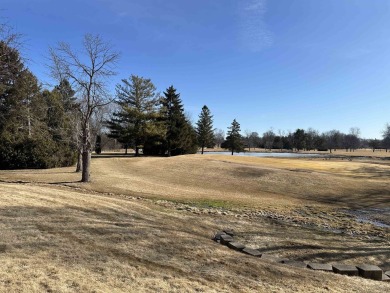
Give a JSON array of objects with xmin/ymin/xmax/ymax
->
[{"xmin": 3, "ymin": 0, "xmax": 390, "ymax": 138}]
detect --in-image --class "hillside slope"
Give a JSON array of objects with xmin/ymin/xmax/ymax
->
[{"xmin": 0, "ymin": 182, "xmax": 389, "ymax": 292}]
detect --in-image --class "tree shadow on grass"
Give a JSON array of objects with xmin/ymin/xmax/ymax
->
[
  {"xmin": 91, "ymin": 153, "xmax": 136, "ymax": 159},
  {"xmin": 350, "ymin": 166, "xmax": 390, "ymax": 179},
  {"xmin": 0, "ymin": 202, "xmax": 209, "ymax": 254},
  {"xmin": 236, "ymin": 224, "xmax": 390, "ymax": 271},
  {"xmin": 48, "ymin": 181, "xmax": 82, "ymax": 185},
  {"xmin": 313, "ymin": 189, "xmax": 390, "ymax": 209},
  {"xmin": 1, "ymin": 201, "xmax": 389, "ymax": 291}
]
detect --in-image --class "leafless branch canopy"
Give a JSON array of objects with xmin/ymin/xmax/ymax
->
[
  {"xmin": 49, "ymin": 34, "xmax": 120, "ymax": 182},
  {"xmin": 0, "ymin": 22, "xmax": 24, "ymax": 83},
  {"xmin": 0, "ymin": 21, "xmax": 22, "ymax": 50},
  {"xmin": 49, "ymin": 34, "xmax": 120, "ymax": 117}
]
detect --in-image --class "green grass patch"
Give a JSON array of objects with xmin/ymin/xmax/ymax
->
[
  {"xmin": 152, "ymin": 197, "xmax": 244, "ymax": 210},
  {"xmin": 187, "ymin": 199, "xmax": 234, "ymax": 209}
]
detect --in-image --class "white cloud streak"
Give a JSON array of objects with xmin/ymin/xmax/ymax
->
[{"xmin": 238, "ymin": 0, "xmax": 273, "ymax": 52}]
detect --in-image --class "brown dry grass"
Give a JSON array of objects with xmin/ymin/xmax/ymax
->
[
  {"xmin": 0, "ymin": 154, "xmax": 389, "ymax": 292},
  {"xmin": 3, "ymin": 154, "xmax": 389, "ymax": 210},
  {"xmin": 0, "ymin": 182, "xmax": 389, "ymax": 292}
]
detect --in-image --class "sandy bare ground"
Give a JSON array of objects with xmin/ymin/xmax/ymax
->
[
  {"xmin": 0, "ymin": 154, "xmax": 389, "ymax": 291},
  {"xmin": 0, "ymin": 182, "xmax": 389, "ymax": 292}
]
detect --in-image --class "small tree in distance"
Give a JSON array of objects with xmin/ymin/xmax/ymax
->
[
  {"xmin": 382, "ymin": 123, "xmax": 390, "ymax": 152},
  {"xmin": 196, "ymin": 105, "xmax": 215, "ymax": 154},
  {"xmin": 214, "ymin": 129, "xmax": 225, "ymax": 148},
  {"xmin": 293, "ymin": 128, "xmax": 306, "ymax": 151},
  {"xmin": 226, "ymin": 119, "xmax": 243, "ymax": 155},
  {"xmin": 263, "ymin": 129, "xmax": 275, "ymax": 151}
]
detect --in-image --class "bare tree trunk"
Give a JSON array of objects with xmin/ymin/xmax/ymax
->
[
  {"xmin": 201, "ymin": 145, "xmax": 204, "ymax": 154},
  {"xmin": 27, "ymin": 107, "xmax": 32, "ymax": 137},
  {"xmin": 76, "ymin": 149, "xmax": 82, "ymax": 172},
  {"xmin": 81, "ymin": 120, "xmax": 91, "ymax": 182},
  {"xmin": 81, "ymin": 150, "xmax": 91, "ymax": 182},
  {"xmin": 167, "ymin": 141, "xmax": 171, "ymax": 157}
]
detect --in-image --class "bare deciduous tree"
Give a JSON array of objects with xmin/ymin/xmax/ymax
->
[
  {"xmin": 343, "ymin": 127, "xmax": 361, "ymax": 152},
  {"xmin": 324, "ymin": 130, "xmax": 342, "ymax": 153},
  {"xmin": 244, "ymin": 130, "xmax": 260, "ymax": 151},
  {"xmin": 263, "ymin": 128, "xmax": 275, "ymax": 150},
  {"xmin": 276, "ymin": 129, "xmax": 285, "ymax": 151},
  {"xmin": 49, "ymin": 34, "xmax": 120, "ymax": 182},
  {"xmin": 0, "ymin": 21, "xmax": 23, "ymax": 89},
  {"xmin": 244, "ymin": 129, "xmax": 252, "ymax": 151},
  {"xmin": 382, "ymin": 123, "xmax": 390, "ymax": 152},
  {"xmin": 214, "ymin": 128, "xmax": 225, "ymax": 148},
  {"xmin": 305, "ymin": 128, "xmax": 319, "ymax": 151},
  {"xmin": 0, "ymin": 20, "xmax": 21, "ymax": 51}
]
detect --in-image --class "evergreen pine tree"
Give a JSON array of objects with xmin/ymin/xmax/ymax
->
[
  {"xmin": 160, "ymin": 86, "xmax": 197, "ymax": 156},
  {"xmin": 108, "ymin": 75, "xmax": 158, "ymax": 156},
  {"xmin": 54, "ymin": 79, "xmax": 77, "ymax": 112},
  {"xmin": 226, "ymin": 119, "xmax": 243, "ymax": 155},
  {"xmin": 0, "ymin": 41, "xmax": 76, "ymax": 168},
  {"xmin": 161, "ymin": 86, "xmax": 185, "ymax": 156},
  {"xmin": 0, "ymin": 40, "xmax": 24, "ymax": 133},
  {"xmin": 196, "ymin": 105, "xmax": 215, "ymax": 154}
]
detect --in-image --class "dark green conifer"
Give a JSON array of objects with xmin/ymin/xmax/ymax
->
[
  {"xmin": 196, "ymin": 105, "xmax": 215, "ymax": 154},
  {"xmin": 0, "ymin": 41, "xmax": 76, "ymax": 168},
  {"xmin": 108, "ymin": 75, "xmax": 158, "ymax": 156},
  {"xmin": 160, "ymin": 86, "xmax": 197, "ymax": 156},
  {"xmin": 225, "ymin": 119, "xmax": 243, "ymax": 155}
]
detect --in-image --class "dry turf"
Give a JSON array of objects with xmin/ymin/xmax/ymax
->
[{"xmin": 0, "ymin": 153, "xmax": 389, "ymax": 292}]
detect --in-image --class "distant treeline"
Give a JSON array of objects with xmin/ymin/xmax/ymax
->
[{"xmin": 231, "ymin": 127, "xmax": 390, "ymax": 153}]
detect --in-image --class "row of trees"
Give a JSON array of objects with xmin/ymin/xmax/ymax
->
[
  {"xmin": 0, "ymin": 24, "xmax": 219, "ymax": 179},
  {"xmin": 107, "ymin": 80, "xmax": 199, "ymax": 157},
  {"xmin": 245, "ymin": 128, "xmax": 362, "ymax": 153},
  {"xmin": 216, "ymin": 125, "xmax": 390, "ymax": 154},
  {"xmin": 0, "ymin": 25, "xmax": 124, "ymax": 181}
]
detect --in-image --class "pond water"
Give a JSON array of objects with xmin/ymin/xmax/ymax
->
[{"xmin": 200, "ymin": 151, "xmax": 322, "ymax": 158}]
